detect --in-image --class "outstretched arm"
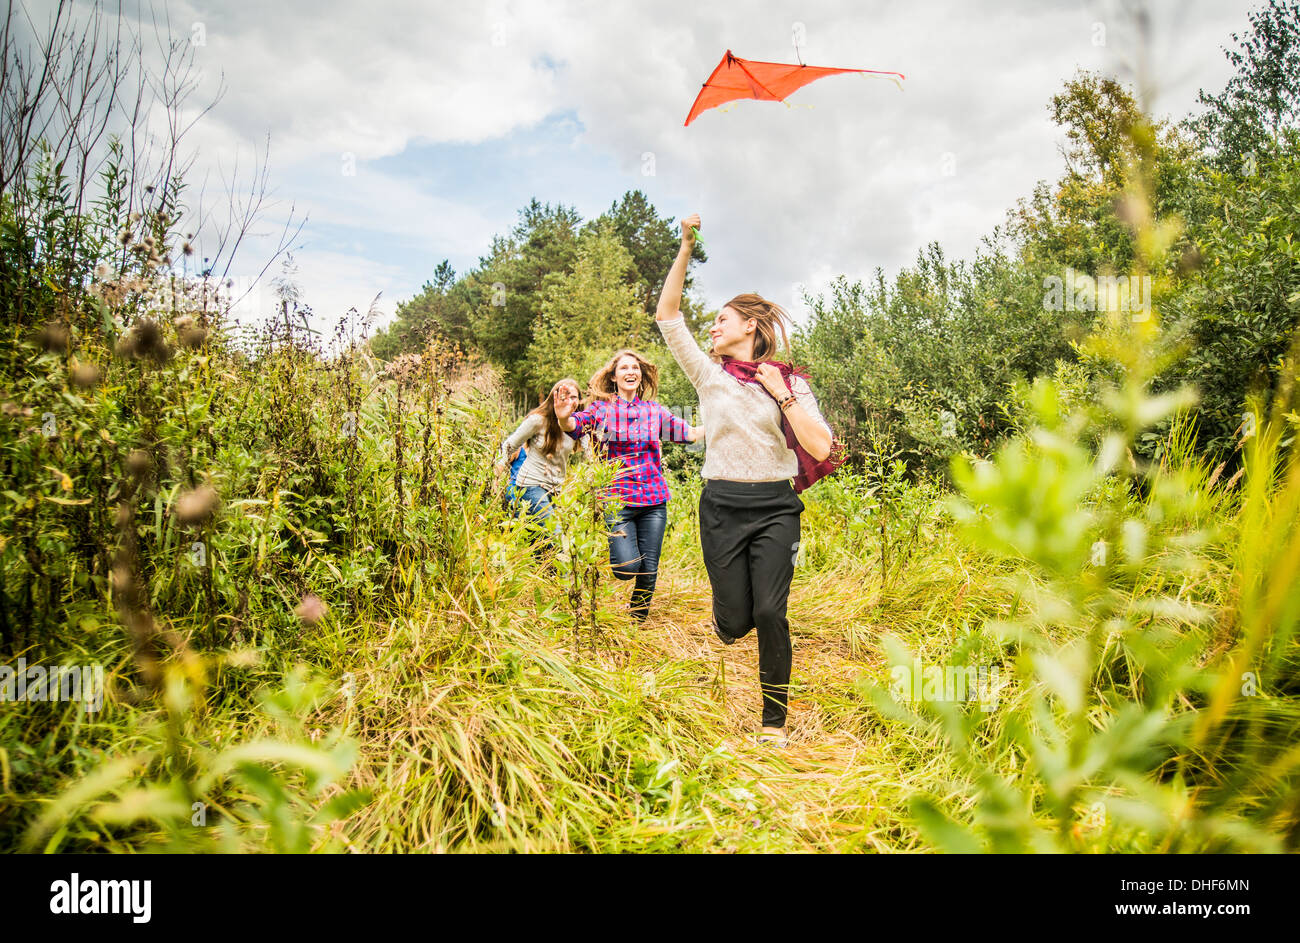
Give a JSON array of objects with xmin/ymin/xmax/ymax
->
[
  {"xmin": 561, "ymin": 395, "xmax": 604, "ymax": 439},
  {"xmin": 656, "ymin": 404, "xmax": 703, "ymax": 444},
  {"xmin": 655, "ymin": 213, "xmax": 700, "ymax": 322}
]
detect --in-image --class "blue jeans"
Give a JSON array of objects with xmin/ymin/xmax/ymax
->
[
  {"xmin": 510, "ymin": 484, "xmax": 554, "ymax": 523},
  {"xmin": 510, "ymin": 485, "xmax": 561, "ymax": 553},
  {"xmin": 606, "ymin": 502, "xmax": 667, "ymax": 622}
]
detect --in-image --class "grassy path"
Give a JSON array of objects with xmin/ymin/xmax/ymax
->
[
  {"xmin": 596, "ymin": 552, "xmax": 932, "ymax": 852},
  {"xmin": 333, "ymin": 484, "xmax": 1013, "ymax": 853}
]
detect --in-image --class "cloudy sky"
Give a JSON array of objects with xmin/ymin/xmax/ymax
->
[{"xmin": 61, "ymin": 0, "xmax": 1261, "ymax": 329}]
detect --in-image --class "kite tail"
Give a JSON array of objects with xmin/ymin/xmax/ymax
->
[{"xmin": 859, "ymin": 72, "xmax": 905, "ymax": 92}]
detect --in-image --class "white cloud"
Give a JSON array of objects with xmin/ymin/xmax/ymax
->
[{"xmin": 112, "ymin": 0, "xmax": 1261, "ymax": 321}]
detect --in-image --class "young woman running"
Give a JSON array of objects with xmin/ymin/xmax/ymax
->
[
  {"xmin": 654, "ymin": 213, "xmax": 838, "ymax": 747},
  {"xmin": 556, "ymin": 350, "xmax": 702, "ymax": 622},
  {"xmin": 495, "ymin": 378, "xmax": 584, "ymax": 531}
]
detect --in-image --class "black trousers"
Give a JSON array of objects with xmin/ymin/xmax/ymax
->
[{"xmin": 699, "ymin": 479, "xmax": 804, "ymax": 729}]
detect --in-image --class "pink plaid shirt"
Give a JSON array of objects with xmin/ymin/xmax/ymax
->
[{"xmin": 568, "ymin": 397, "xmax": 692, "ymax": 505}]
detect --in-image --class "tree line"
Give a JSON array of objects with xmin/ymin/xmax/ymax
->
[{"xmin": 373, "ymin": 0, "xmax": 1300, "ymax": 477}]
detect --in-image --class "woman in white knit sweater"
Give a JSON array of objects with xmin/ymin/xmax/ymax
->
[{"xmin": 655, "ymin": 213, "xmax": 836, "ymax": 747}]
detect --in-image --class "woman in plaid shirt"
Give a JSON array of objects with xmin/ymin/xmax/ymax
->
[{"xmin": 557, "ymin": 349, "xmax": 702, "ymax": 622}]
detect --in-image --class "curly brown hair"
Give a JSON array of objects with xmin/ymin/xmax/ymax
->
[{"xmin": 588, "ymin": 349, "xmax": 659, "ymax": 402}]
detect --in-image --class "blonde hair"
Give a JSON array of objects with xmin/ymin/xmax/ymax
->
[
  {"xmin": 714, "ymin": 292, "xmax": 792, "ymax": 362},
  {"xmin": 588, "ymin": 349, "xmax": 659, "ymax": 402}
]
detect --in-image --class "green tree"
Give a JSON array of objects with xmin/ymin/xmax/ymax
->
[
  {"xmin": 797, "ymin": 240, "xmax": 1083, "ymax": 473},
  {"xmin": 1188, "ymin": 0, "xmax": 1300, "ymax": 172},
  {"xmin": 371, "ymin": 260, "xmax": 469, "ymax": 359},
  {"xmin": 474, "ymin": 199, "xmax": 582, "ymax": 390},
  {"xmin": 1008, "ymin": 71, "xmax": 1196, "ymax": 275},
  {"xmin": 584, "ymin": 190, "xmax": 706, "ymax": 320},
  {"xmin": 526, "ymin": 220, "xmax": 649, "ymax": 394},
  {"xmin": 1158, "ymin": 129, "xmax": 1300, "ymax": 456}
]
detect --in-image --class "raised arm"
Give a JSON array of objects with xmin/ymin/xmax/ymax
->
[
  {"xmin": 654, "ymin": 213, "xmax": 717, "ymax": 390},
  {"xmin": 555, "ymin": 387, "xmax": 580, "ymax": 433},
  {"xmin": 560, "ymin": 396, "xmax": 602, "ymax": 438},
  {"xmin": 655, "ymin": 213, "xmax": 699, "ymax": 322}
]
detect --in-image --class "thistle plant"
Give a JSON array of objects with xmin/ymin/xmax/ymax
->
[{"xmin": 546, "ymin": 451, "xmax": 620, "ymax": 651}]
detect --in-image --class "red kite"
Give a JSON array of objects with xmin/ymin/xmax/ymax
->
[{"xmin": 684, "ymin": 49, "xmax": 905, "ymax": 126}]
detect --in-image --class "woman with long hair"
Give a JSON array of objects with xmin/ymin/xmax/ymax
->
[
  {"xmin": 654, "ymin": 213, "xmax": 840, "ymax": 747},
  {"xmin": 495, "ymin": 378, "xmax": 584, "ymax": 531},
  {"xmin": 555, "ymin": 349, "xmax": 702, "ymax": 622}
]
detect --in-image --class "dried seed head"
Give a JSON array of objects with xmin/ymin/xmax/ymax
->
[
  {"xmin": 133, "ymin": 319, "xmax": 161, "ymax": 348},
  {"xmin": 114, "ymin": 334, "xmax": 137, "ymax": 358},
  {"xmin": 182, "ymin": 242, "xmax": 193, "ymax": 256},
  {"xmin": 95, "ymin": 262, "xmax": 110, "ymax": 278},
  {"xmin": 111, "ymin": 561, "xmax": 133, "ymax": 592},
  {"xmin": 129, "ymin": 211, "xmax": 142, "ymax": 224},
  {"xmin": 175, "ymin": 485, "xmax": 219, "ymax": 525},
  {"xmin": 126, "ymin": 449, "xmax": 152, "ymax": 478},
  {"xmin": 127, "ymin": 319, "xmax": 171, "ymax": 363},
  {"xmin": 39, "ymin": 322, "xmax": 70, "ymax": 353},
  {"xmin": 111, "ymin": 562, "xmax": 145, "ymax": 611},
  {"xmin": 179, "ymin": 326, "xmax": 208, "ymax": 349},
  {"xmin": 118, "ymin": 228, "xmax": 133, "ymax": 246},
  {"xmin": 294, "ymin": 594, "xmax": 328, "ymax": 625},
  {"xmin": 174, "ymin": 315, "xmax": 195, "ymax": 331},
  {"xmin": 70, "ymin": 362, "xmax": 100, "ymax": 389},
  {"xmin": 386, "ymin": 352, "xmax": 424, "ymax": 387}
]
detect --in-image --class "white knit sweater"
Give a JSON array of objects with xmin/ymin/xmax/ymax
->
[
  {"xmin": 499, "ymin": 414, "xmax": 580, "ymax": 491},
  {"xmin": 657, "ymin": 315, "xmax": 831, "ymax": 482}
]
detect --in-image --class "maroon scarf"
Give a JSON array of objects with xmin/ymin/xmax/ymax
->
[{"xmin": 719, "ymin": 357, "xmax": 845, "ymax": 493}]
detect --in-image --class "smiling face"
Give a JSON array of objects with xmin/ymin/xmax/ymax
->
[
  {"xmin": 709, "ymin": 305, "xmax": 757, "ymax": 360},
  {"xmin": 614, "ymin": 355, "xmax": 642, "ymax": 399}
]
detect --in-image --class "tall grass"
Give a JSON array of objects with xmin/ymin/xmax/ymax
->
[{"xmin": 3, "ymin": 40, "xmax": 1298, "ymax": 853}]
